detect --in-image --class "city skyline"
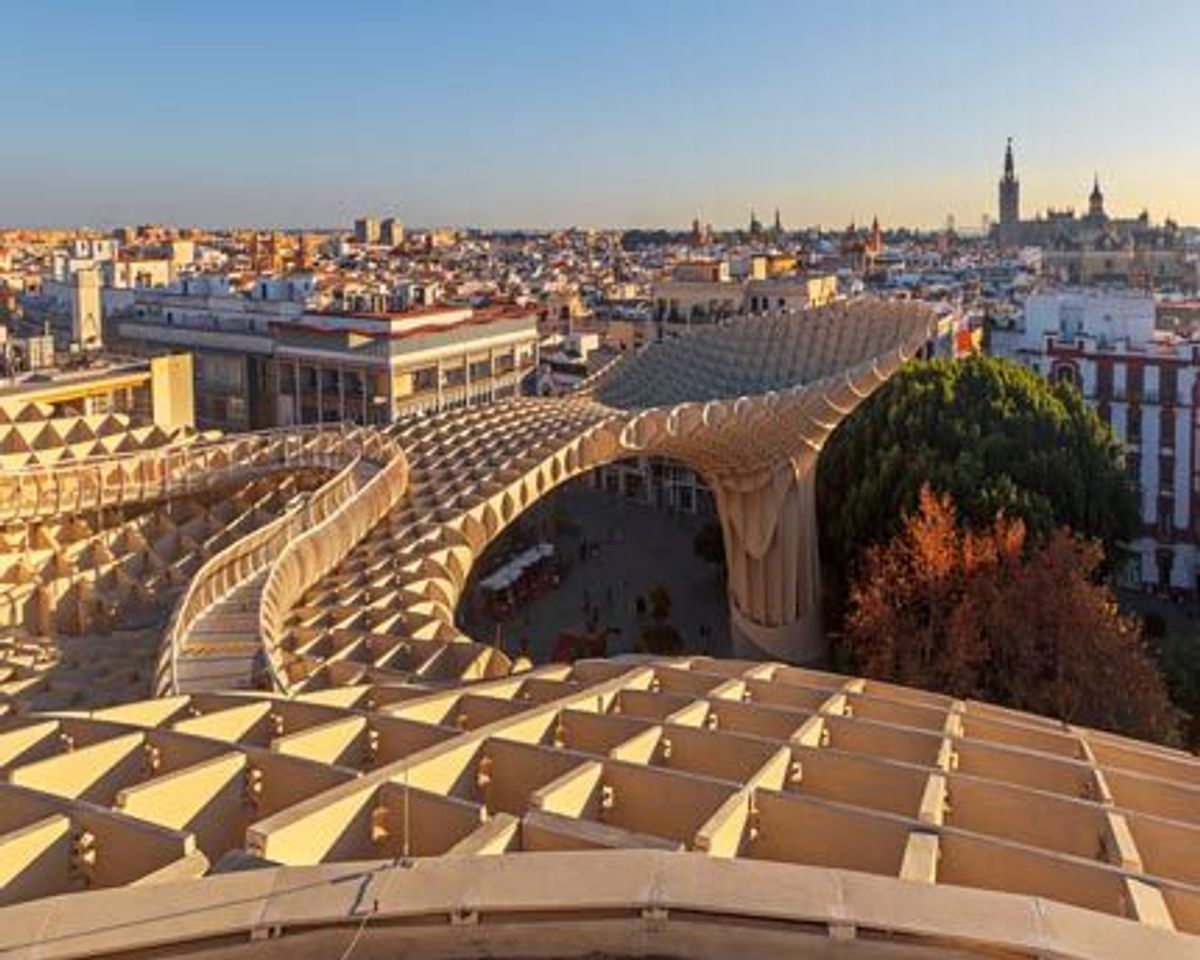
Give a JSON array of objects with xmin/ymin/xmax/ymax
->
[{"xmin": 4, "ymin": 0, "xmax": 1199, "ymax": 229}]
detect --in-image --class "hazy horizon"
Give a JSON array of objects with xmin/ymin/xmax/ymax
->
[{"xmin": 6, "ymin": 0, "xmax": 1198, "ymax": 231}]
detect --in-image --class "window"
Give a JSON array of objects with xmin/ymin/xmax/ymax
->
[
  {"xmin": 1053, "ymin": 363, "xmax": 1078, "ymax": 388},
  {"xmin": 1158, "ymin": 499, "xmax": 1173, "ymax": 540},
  {"xmin": 1160, "ymin": 455, "xmax": 1176, "ymax": 494},
  {"xmin": 412, "ymin": 366, "xmax": 438, "ymax": 392},
  {"xmin": 1127, "ymin": 364, "xmax": 1144, "ymax": 402},
  {"xmin": 1160, "ymin": 365, "xmax": 1178, "ymax": 406},
  {"xmin": 1127, "ymin": 408, "xmax": 1142, "ymax": 444},
  {"xmin": 1160, "ymin": 408, "xmax": 1176, "ymax": 449}
]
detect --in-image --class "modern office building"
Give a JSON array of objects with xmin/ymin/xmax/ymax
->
[
  {"xmin": 273, "ymin": 303, "xmax": 539, "ymax": 423},
  {"xmin": 353, "ymin": 216, "xmax": 381, "ymax": 245},
  {"xmin": 108, "ymin": 279, "xmax": 540, "ymax": 429},
  {"xmin": 381, "ymin": 216, "xmax": 404, "ymax": 246}
]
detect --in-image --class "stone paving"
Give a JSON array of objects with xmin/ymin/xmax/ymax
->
[{"xmin": 462, "ymin": 477, "xmax": 731, "ymax": 662}]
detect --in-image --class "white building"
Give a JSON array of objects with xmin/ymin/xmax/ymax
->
[
  {"xmin": 993, "ymin": 289, "xmax": 1200, "ymax": 591},
  {"xmin": 652, "ymin": 260, "xmax": 840, "ymax": 323}
]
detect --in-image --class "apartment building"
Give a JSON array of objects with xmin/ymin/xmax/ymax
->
[
  {"xmin": 107, "ymin": 275, "xmax": 307, "ymax": 430},
  {"xmin": 993, "ymin": 289, "xmax": 1200, "ymax": 591}
]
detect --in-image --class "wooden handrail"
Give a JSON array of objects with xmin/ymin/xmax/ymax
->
[
  {"xmin": 153, "ymin": 425, "xmax": 399, "ymax": 696},
  {"xmin": 0, "ymin": 424, "xmax": 358, "ymax": 522},
  {"xmin": 258, "ymin": 436, "xmax": 410, "ymax": 693}
]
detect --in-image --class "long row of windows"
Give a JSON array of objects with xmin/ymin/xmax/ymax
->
[{"xmin": 1089, "ymin": 358, "xmax": 1180, "ymax": 405}]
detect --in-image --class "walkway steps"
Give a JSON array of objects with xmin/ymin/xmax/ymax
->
[{"xmin": 173, "ymin": 572, "xmax": 267, "ymax": 693}]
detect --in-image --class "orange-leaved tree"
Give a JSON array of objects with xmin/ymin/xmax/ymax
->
[{"xmin": 845, "ymin": 486, "xmax": 1178, "ymax": 743}]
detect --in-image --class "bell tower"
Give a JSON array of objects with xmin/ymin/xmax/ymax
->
[{"xmin": 998, "ymin": 137, "xmax": 1020, "ymax": 230}]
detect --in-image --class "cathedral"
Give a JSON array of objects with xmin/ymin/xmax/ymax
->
[
  {"xmin": 993, "ymin": 140, "xmax": 1168, "ymax": 250},
  {"xmin": 994, "ymin": 140, "xmax": 1192, "ymax": 289}
]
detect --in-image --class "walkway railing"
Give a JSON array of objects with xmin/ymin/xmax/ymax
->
[
  {"xmin": 0, "ymin": 424, "xmax": 367, "ymax": 523},
  {"xmin": 258, "ymin": 437, "xmax": 410, "ymax": 693},
  {"xmin": 153, "ymin": 425, "xmax": 400, "ymax": 696}
]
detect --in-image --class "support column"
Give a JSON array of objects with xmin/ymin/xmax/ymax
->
[
  {"xmin": 714, "ymin": 452, "xmax": 825, "ymax": 664},
  {"xmin": 337, "ymin": 364, "xmax": 346, "ymax": 421},
  {"xmin": 315, "ymin": 363, "xmax": 324, "ymax": 423}
]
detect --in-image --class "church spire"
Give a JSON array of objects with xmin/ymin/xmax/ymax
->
[
  {"xmin": 1088, "ymin": 172, "xmax": 1105, "ymax": 219},
  {"xmin": 998, "ymin": 137, "xmax": 1020, "ymax": 231}
]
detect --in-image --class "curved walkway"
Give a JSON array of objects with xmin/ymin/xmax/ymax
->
[
  {"xmin": 3, "ymin": 301, "xmax": 935, "ymax": 694},
  {"xmin": 265, "ymin": 301, "xmax": 934, "ymax": 689}
]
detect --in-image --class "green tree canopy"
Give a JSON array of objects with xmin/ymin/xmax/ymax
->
[{"xmin": 818, "ymin": 355, "xmax": 1137, "ymax": 607}]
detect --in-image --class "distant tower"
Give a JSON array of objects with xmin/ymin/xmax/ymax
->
[
  {"xmin": 1088, "ymin": 173, "xmax": 1106, "ymax": 220},
  {"xmin": 354, "ymin": 216, "xmax": 380, "ymax": 245},
  {"xmin": 749, "ymin": 209, "xmax": 763, "ymax": 237},
  {"xmin": 998, "ymin": 138, "xmax": 1020, "ymax": 231},
  {"xmin": 381, "ymin": 217, "xmax": 404, "ymax": 246},
  {"xmin": 71, "ymin": 268, "xmax": 102, "ymax": 350},
  {"xmin": 295, "ymin": 234, "xmax": 311, "ymax": 273},
  {"xmin": 267, "ymin": 231, "xmax": 283, "ymax": 273},
  {"xmin": 773, "ymin": 208, "xmax": 783, "ymax": 235}
]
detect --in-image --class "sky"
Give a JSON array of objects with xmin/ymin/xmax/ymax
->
[{"xmin": 4, "ymin": 0, "xmax": 1198, "ymax": 230}]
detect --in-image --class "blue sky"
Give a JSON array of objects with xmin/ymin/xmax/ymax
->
[{"xmin": 4, "ymin": 0, "xmax": 1197, "ymax": 229}]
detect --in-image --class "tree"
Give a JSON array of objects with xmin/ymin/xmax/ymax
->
[
  {"xmin": 845, "ymin": 488, "xmax": 1178, "ymax": 744},
  {"xmin": 818, "ymin": 356, "xmax": 1137, "ymax": 620},
  {"xmin": 638, "ymin": 582, "xmax": 682, "ymax": 654}
]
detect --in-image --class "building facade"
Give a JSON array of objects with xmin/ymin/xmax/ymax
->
[
  {"xmin": 109, "ymin": 281, "xmax": 539, "ymax": 429},
  {"xmin": 353, "ymin": 217, "xmax": 380, "ymax": 245},
  {"xmin": 589, "ymin": 456, "xmax": 716, "ymax": 515},
  {"xmin": 381, "ymin": 217, "xmax": 404, "ymax": 246},
  {"xmin": 0, "ymin": 353, "xmax": 194, "ymax": 429},
  {"xmin": 108, "ymin": 275, "xmax": 299, "ymax": 430},
  {"xmin": 993, "ymin": 289, "xmax": 1200, "ymax": 591},
  {"xmin": 273, "ymin": 304, "xmax": 538, "ymax": 423},
  {"xmin": 652, "ymin": 259, "xmax": 839, "ymax": 323}
]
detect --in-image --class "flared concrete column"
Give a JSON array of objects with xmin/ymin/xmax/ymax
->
[{"xmin": 715, "ymin": 451, "xmax": 825, "ymax": 664}]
